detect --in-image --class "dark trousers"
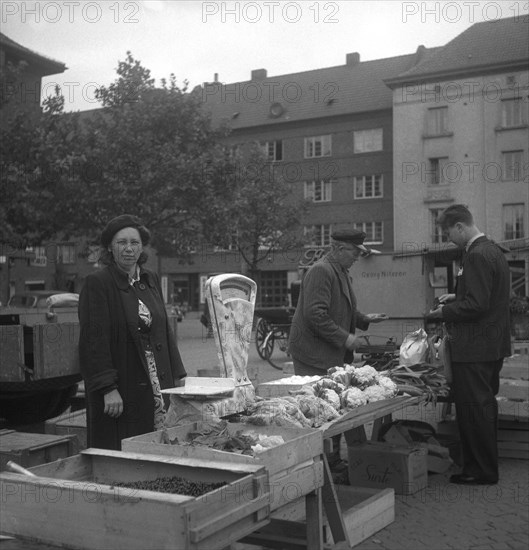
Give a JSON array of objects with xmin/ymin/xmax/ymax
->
[
  {"xmin": 292, "ymin": 357, "xmax": 342, "ymax": 459},
  {"xmin": 451, "ymin": 359, "xmax": 503, "ymax": 481}
]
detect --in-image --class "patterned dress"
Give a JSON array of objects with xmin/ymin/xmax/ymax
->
[{"xmin": 133, "ymin": 280, "xmax": 166, "ymax": 430}]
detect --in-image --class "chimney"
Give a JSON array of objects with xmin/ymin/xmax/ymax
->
[
  {"xmin": 251, "ymin": 68, "xmax": 267, "ymax": 80},
  {"xmin": 214, "ymin": 73, "xmax": 219, "ymax": 82},
  {"xmin": 413, "ymin": 45, "xmax": 426, "ymax": 66},
  {"xmin": 346, "ymin": 52, "xmax": 360, "ymax": 66}
]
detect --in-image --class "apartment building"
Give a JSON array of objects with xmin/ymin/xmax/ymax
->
[{"xmin": 386, "ymin": 15, "xmax": 528, "ymax": 302}]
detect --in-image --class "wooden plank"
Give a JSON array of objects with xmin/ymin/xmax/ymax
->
[
  {"xmin": 321, "ymin": 455, "xmax": 350, "ymax": 545},
  {"xmin": 320, "ymin": 397, "xmax": 421, "ymax": 439},
  {"xmin": 122, "ymin": 422, "xmax": 323, "ymax": 477},
  {"xmin": 0, "ymin": 473, "xmax": 189, "ymax": 550},
  {"xmin": 32, "ymin": 323, "xmax": 80, "ymax": 379},
  {"xmin": 0, "ymin": 325, "xmax": 25, "ymax": 382},
  {"xmin": 306, "ymin": 489, "xmax": 324, "ymax": 550}
]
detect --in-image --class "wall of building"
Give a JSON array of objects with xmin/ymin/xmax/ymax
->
[{"xmin": 392, "ymin": 69, "xmax": 528, "ymax": 249}]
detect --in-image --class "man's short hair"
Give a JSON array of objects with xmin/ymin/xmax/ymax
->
[{"xmin": 438, "ymin": 204, "xmax": 474, "ymax": 230}]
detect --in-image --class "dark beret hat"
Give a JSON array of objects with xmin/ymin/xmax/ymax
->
[
  {"xmin": 331, "ymin": 229, "xmax": 368, "ymax": 251},
  {"xmin": 100, "ymin": 214, "xmax": 146, "ymax": 247}
]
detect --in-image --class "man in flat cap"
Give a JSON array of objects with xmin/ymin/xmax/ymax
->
[
  {"xmin": 288, "ymin": 229, "xmax": 388, "ymax": 464},
  {"xmin": 288, "ymin": 229, "xmax": 387, "ymax": 374}
]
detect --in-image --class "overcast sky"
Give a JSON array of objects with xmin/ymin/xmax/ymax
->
[{"xmin": 3, "ymin": 0, "xmax": 528, "ymax": 111}]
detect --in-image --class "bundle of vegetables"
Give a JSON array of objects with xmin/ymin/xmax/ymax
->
[
  {"xmin": 242, "ymin": 396, "xmax": 313, "ymax": 428},
  {"xmin": 291, "ymin": 364, "xmax": 398, "ymax": 412},
  {"xmin": 163, "ymin": 420, "xmax": 285, "ymax": 456},
  {"xmin": 383, "ymin": 364, "xmax": 450, "ymax": 403}
]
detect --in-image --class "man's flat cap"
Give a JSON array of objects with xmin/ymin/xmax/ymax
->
[{"xmin": 331, "ymin": 229, "xmax": 368, "ymax": 252}]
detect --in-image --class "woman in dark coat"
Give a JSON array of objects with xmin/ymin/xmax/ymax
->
[{"xmin": 79, "ymin": 214, "xmax": 187, "ymax": 450}]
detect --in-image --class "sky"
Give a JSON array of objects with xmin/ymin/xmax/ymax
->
[{"xmin": 3, "ymin": 0, "xmax": 529, "ymax": 111}]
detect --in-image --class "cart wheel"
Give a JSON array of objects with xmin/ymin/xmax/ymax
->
[{"xmin": 255, "ymin": 318, "xmax": 274, "ymax": 360}]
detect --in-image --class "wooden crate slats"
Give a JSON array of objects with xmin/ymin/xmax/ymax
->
[
  {"xmin": 32, "ymin": 322, "xmax": 80, "ymax": 379},
  {"xmin": 122, "ymin": 422, "xmax": 323, "ymax": 476},
  {"xmin": 0, "ymin": 430, "xmax": 78, "ymax": 470},
  {"xmin": 0, "ymin": 448, "xmax": 271, "ymax": 550},
  {"xmin": 0, "ymin": 473, "xmax": 187, "ymax": 550},
  {"xmin": 0, "ymin": 325, "xmax": 25, "ymax": 382}
]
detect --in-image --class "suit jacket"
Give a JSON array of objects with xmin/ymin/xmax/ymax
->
[
  {"xmin": 78, "ymin": 263, "xmax": 186, "ymax": 449},
  {"xmin": 442, "ymin": 236, "xmax": 511, "ymax": 362},
  {"xmin": 288, "ymin": 256, "xmax": 370, "ymax": 370}
]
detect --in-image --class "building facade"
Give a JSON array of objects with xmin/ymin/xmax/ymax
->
[{"xmin": 386, "ymin": 16, "xmax": 528, "ymax": 307}]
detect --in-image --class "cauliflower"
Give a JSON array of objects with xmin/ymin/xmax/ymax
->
[
  {"xmin": 317, "ymin": 388, "xmax": 341, "ymax": 410},
  {"xmin": 328, "ymin": 367, "xmax": 351, "ymax": 387},
  {"xmin": 313, "ymin": 377, "xmax": 345, "ymax": 394},
  {"xmin": 348, "ymin": 365, "xmax": 379, "ymax": 389},
  {"xmin": 340, "ymin": 387, "xmax": 367, "ymax": 409},
  {"xmin": 378, "ymin": 376, "xmax": 398, "ymax": 398},
  {"xmin": 362, "ymin": 385, "xmax": 387, "ymax": 402}
]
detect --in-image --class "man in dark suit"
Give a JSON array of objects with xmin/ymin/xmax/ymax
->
[
  {"xmin": 427, "ymin": 205, "xmax": 511, "ymax": 485},
  {"xmin": 288, "ymin": 229, "xmax": 388, "ymax": 375}
]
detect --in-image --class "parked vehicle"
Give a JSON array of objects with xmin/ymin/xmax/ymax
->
[{"xmin": 0, "ymin": 292, "xmax": 81, "ymax": 425}]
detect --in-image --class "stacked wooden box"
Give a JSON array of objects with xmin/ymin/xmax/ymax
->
[{"xmin": 0, "ymin": 429, "xmax": 78, "ymax": 470}]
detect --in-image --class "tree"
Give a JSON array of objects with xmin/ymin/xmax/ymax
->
[
  {"xmin": 1, "ymin": 53, "xmax": 307, "ymax": 270},
  {"xmin": 200, "ymin": 143, "xmax": 309, "ymax": 279}
]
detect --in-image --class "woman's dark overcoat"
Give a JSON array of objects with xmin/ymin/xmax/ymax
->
[{"xmin": 78, "ymin": 263, "xmax": 186, "ymax": 450}]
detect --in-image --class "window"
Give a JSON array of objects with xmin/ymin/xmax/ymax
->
[
  {"xmin": 428, "ymin": 157, "xmax": 449, "ymax": 185},
  {"xmin": 304, "ymin": 224, "xmax": 331, "ymax": 247},
  {"xmin": 503, "ymin": 204, "xmax": 525, "ymax": 240},
  {"xmin": 353, "ymin": 222, "xmax": 383, "ymax": 244},
  {"xmin": 57, "ymin": 244, "xmax": 76, "ymax": 264},
  {"xmin": 353, "ymin": 128, "xmax": 383, "ymax": 153},
  {"xmin": 502, "ymin": 98, "xmax": 525, "ymax": 127},
  {"xmin": 426, "ymin": 107, "xmax": 449, "ymax": 135},
  {"xmin": 304, "ymin": 179, "xmax": 333, "ymax": 202},
  {"xmin": 502, "ymin": 151, "xmax": 523, "ymax": 181},
  {"xmin": 430, "ymin": 209, "xmax": 449, "ymax": 244},
  {"xmin": 354, "ymin": 175, "xmax": 383, "ymax": 199},
  {"xmin": 304, "ymin": 135, "xmax": 331, "ymax": 158},
  {"xmin": 259, "ymin": 271, "xmax": 289, "ymax": 308},
  {"xmin": 262, "ymin": 140, "xmax": 283, "ymax": 161}
]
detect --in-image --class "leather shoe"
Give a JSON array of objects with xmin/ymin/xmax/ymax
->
[{"xmin": 449, "ymin": 474, "xmax": 497, "ymax": 485}]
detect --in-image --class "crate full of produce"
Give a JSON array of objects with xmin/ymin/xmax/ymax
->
[{"xmin": 0, "ymin": 448, "xmax": 270, "ymax": 550}]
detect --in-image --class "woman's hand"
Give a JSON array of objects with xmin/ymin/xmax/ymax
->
[
  {"xmin": 438, "ymin": 293, "xmax": 456, "ymax": 304},
  {"xmin": 103, "ymin": 389, "xmax": 123, "ymax": 418}
]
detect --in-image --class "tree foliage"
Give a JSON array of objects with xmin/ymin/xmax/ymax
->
[{"xmin": 1, "ymin": 53, "xmax": 307, "ymax": 272}]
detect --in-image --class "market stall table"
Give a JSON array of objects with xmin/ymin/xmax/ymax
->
[{"xmin": 242, "ymin": 395, "xmax": 423, "ymax": 549}]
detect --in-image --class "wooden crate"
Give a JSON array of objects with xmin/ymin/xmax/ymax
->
[
  {"xmin": 0, "ymin": 429, "xmax": 78, "ymax": 471},
  {"xmin": 256, "ymin": 376, "xmax": 321, "ymax": 398},
  {"xmin": 122, "ymin": 422, "xmax": 324, "ymax": 511},
  {"xmin": 498, "ymin": 419, "xmax": 529, "ymax": 460},
  {"xmin": 44, "ymin": 408, "xmax": 87, "ymax": 449},
  {"xmin": 252, "ymin": 485, "xmax": 394, "ymax": 548},
  {"xmin": 0, "ymin": 448, "xmax": 270, "ymax": 550}
]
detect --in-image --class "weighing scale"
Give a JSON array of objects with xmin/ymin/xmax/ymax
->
[{"xmin": 164, "ymin": 274, "xmax": 258, "ymax": 425}]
